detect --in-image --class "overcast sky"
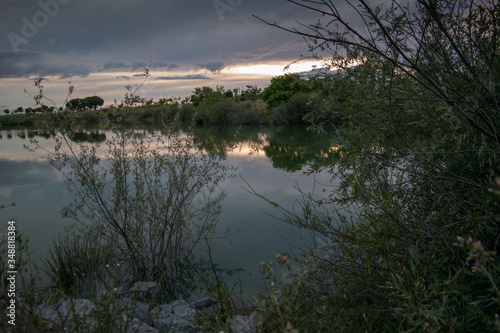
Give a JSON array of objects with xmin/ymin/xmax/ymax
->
[{"xmin": 0, "ymin": 0, "xmax": 338, "ymax": 110}]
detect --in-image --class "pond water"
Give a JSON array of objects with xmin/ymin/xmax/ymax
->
[{"xmin": 0, "ymin": 124, "xmax": 339, "ymax": 296}]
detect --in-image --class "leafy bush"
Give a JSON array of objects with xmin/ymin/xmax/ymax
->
[
  {"xmin": 194, "ymin": 104, "xmax": 209, "ymax": 124},
  {"xmin": 261, "ymin": 74, "xmax": 308, "ymax": 109},
  {"xmin": 267, "ymin": 92, "xmax": 319, "ymax": 125},
  {"xmin": 208, "ymin": 99, "xmax": 237, "ymax": 125},
  {"xmin": 232, "ymin": 102, "xmax": 262, "ymax": 125},
  {"xmin": 162, "ymin": 104, "xmax": 179, "ymax": 121},
  {"xmin": 47, "ymin": 126, "xmax": 234, "ymax": 302},
  {"xmin": 80, "ymin": 110, "xmax": 100, "ymax": 123},
  {"xmin": 266, "ymin": 104, "xmax": 289, "ymax": 126},
  {"xmin": 175, "ymin": 104, "xmax": 195, "ymax": 123},
  {"xmin": 136, "ymin": 107, "xmax": 156, "ymax": 121},
  {"xmin": 193, "ymin": 99, "xmax": 264, "ymax": 125},
  {"xmin": 254, "ymin": 0, "xmax": 500, "ymax": 331}
]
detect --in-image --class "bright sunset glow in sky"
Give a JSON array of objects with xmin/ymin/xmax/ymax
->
[
  {"xmin": 225, "ymin": 61, "xmax": 328, "ymax": 76},
  {"xmin": 0, "ymin": 1, "xmax": 344, "ymax": 110}
]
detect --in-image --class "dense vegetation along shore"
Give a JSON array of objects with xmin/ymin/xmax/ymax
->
[{"xmin": 1, "ymin": 74, "xmax": 337, "ymax": 129}]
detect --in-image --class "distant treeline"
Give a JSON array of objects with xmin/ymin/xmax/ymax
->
[{"xmin": 1, "ymin": 73, "xmax": 345, "ymax": 128}]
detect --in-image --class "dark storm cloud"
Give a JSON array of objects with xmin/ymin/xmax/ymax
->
[
  {"xmin": 196, "ymin": 61, "xmax": 226, "ymax": 74},
  {"xmin": 0, "ymin": 50, "xmax": 42, "ymax": 77},
  {"xmin": 155, "ymin": 74, "xmax": 211, "ymax": 80},
  {"xmin": 0, "ymin": 0, "xmax": 318, "ymax": 79},
  {"xmin": 0, "ymin": 49, "xmax": 91, "ymax": 78},
  {"xmin": 102, "ymin": 60, "xmax": 178, "ymax": 72},
  {"xmin": 166, "ymin": 63, "xmax": 178, "ymax": 70},
  {"xmin": 131, "ymin": 62, "xmax": 149, "ymax": 72},
  {"xmin": 151, "ymin": 59, "xmax": 178, "ymax": 71},
  {"xmin": 103, "ymin": 62, "xmax": 128, "ymax": 70}
]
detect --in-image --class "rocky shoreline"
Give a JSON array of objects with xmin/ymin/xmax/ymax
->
[{"xmin": 31, "ymin": 282, "xmax": 260, "ymax": 332}]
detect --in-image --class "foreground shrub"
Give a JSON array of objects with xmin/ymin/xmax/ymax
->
[
  {"xmin": 39, "ymin": 125, "xmax": 234, "ymax": 302},
  {"xmin": 43, "ymin": 235, "xmax": 107, "ymax": 295},
  {"xmin": 253, "ymin": 0, "xmax": 500, "ymax": 330}
]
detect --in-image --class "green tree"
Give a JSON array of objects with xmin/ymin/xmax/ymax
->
[
  {"xmin": 83, "ymin": 96, "xmax": 104, "ymax": 110},
  {"xmin": 239, "ymin": 85, "xmax": 262, "ymax": 101},
  {"xmin": 191, "ymin": 86, "xmax": 213, "ymax": 107},
  {"xmin": 190, "ymin": 86, "xmax": 225, "ymax": 107},
  {"xmin": 261, "ymin": 74, "xmax": 307, "ymax": 109},
  {"xmin": 66, "ymin": 96, "xmax": 104, "ymax": 111},
  {"xmin": 66, "ymin": 98, "xmax": 84, "ymax": 111}
]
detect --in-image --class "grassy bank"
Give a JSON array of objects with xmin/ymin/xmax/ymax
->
[{"xmin": 0, "ymin": 100, "xmax": 269, "ymax": 129}]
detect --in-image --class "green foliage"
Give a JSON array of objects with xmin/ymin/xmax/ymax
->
[
  {"xmin": 261, "ymin": 74, "xmax": 308, "ymax": 109},
  {"xmin": 208, "ymin": 98, "xmax": 235, "ymax": 125},
  {"xmin": 254, "ymin": 0, "xmax": 500, "ymax": 331},
  {"xmin": 175, "ymin": 103, "xmax": 195, "ymax": 123},
  {"xmin": 197, "ymin": 281, "xmax": 241, "ymax": 331},
  {"xmin": 256, "ymin": 254, "xmax": 350, "ymax": 332},
  {"xmin": 162, "ymin": 104, "xmax": 179, "ymax": 121},
  {"xmin": 232, "ymin": 101, "xmax": 264, "ymax": 125},
  {"xmin": 66, "ymin": 96, "xmax": 104, "ymax": 111},
  {"xmin": 43, "ymin": 235, "xmax": 107, "ymax": 295},
  {"xmin": 192, "ymin": 97, "xmax": 264, "ymax": 126},
  {"xmin": 263, "ymin": 75, "xmax": 344, "ymax": 126},
  {"xmin": 0, "ymin": 234, "xmax": 57, "ymax": 332},
  {"xmin": 238, "ymin": 85, "xmax": 262, "ymax": 102},
  {"xmin": 0, "ymin": 234, "xmax": 163, "ymax": 332},
  {"xmin": 266, "ymin": 92, "xmax": 317, "ymax": 125},
  {"xmin": 194, "ymin": 104, "xmax": 209, "ymax": 124},
  {"xmin": 190, "ymin": 85, "xmax": 265, "ymax": 125},
  {"xmin": 190, "ymin": 86, "xmax": 225, "ymax": 107},
  {"xmin": 80, "ymin": 109, "xmax": 100, "ymax": 123}
]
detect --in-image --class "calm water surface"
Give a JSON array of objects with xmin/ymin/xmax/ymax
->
[{"xmin": 0, "ymin": 125, "xmax": 338, "ymax": 295}]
